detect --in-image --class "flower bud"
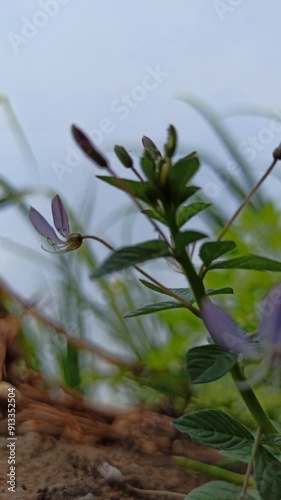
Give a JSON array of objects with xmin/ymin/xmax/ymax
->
[
  {"xmin": 164, "ymin": 125, "xmax": 177, "ymax": 158},
  {"xmin": 71, "ymin": 125, "xmax": 108, "ymax": 167},
  {"xmin": 142, "ymin": 136, "xmax": 162, "ymax": 160},
  {"xmin": 114, "ymin": 145, "xmax": 133, "ymax": 168},
  {"xmin": 273, "ymin": 143, "xmax": 281, "ymax": 160}
]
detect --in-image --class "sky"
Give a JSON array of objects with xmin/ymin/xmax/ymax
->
[{"xmin": 1, "ymin": 0, "xmax": 281, "ymax": 297}]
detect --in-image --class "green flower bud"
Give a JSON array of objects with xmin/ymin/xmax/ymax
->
[
  {"xmin": 142, "ymin": 136, "xmax": 162, "ymax": 160},
  {"xmin": 114, "ymin": 145, "xmax": 133, "ymax": 168},
  {"xmin": 164, "ymin": 124, "xmax": 177, "ymax": 158}
]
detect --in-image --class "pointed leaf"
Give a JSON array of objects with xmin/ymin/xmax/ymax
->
[
  {"xmin": 179, "ymin": 185, "xmax": 200, "ymax": 204},
  {"xmin": 124, "ymin": 300, "xmax": 182, "ymax": 318},
  {"xmin": 200, "ymin": 241, "xmax": 236, "ymax": 266},
  {"xmin": 91, "ymin": 240, "xmax": 170, "ymax": 278},
  {"xmin": 167, "ymin": 156, "xmax": 200, "ymax": 205},
  {"xmin": 209, "ymin": 254, "xmax": 281, "ymax": 272},
  {"xmin": 174, "ymin": 230, "xmax": 207, "ymax": 250},
  {"xmin": 141, "ymin": 209, "xmax": 167, "ymax": 225},
  {"xmin": 176, "ymin": 202, "xmax": 211, "ymax": 228},
  {"xmin": 126, "ymin": 286, "xmax": 234, "ymax": 318},
  {"xmin": 173, "ymin": 410, "xmax": 254, "ymax": 450},
  {"xmin": 261, "ymin": 434, "xmax": 281, "ymax": 447},
  {"xmin": 139, "ymin": 280, "xmax": 233, "ymax": 302},
  {"xmin": 141, "ymin": 156, "xmax": 156, "ymax": 182},
  {"xmin": 97, "ymin": 176, "xmax": 157, "ymax": 207},
  {"xmin": 186, "ymin": 345, "xmax": 238, "ymax": 384},
  {"xmin": 185, "ymin": 481, "xmax": 260, "ymax": 500},
  {"xmin": 254, "ymin": 446, "xmax": 281, "ymax": 500}
]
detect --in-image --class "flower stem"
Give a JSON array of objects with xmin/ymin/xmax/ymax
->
[
  {"xmin": 239, "ymin": 427, "xmax": 261, "ymax": 500},
  {"xmin": 82, "ymin": 235, "xmax": 200, "ymax": 316},
  {"xmin": 217, "ymin": 157, "xmax": 278, "ymax": 241},
  {"xmin": 174, "ymin": 456, "xmax": 251, "ymax": 486},
  {"xmin": 231, "ymin": 364, "xmax": 278, "ymax": 434}
]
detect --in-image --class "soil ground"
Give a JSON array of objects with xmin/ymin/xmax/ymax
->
[
  {"xmin": 0, "ymin": 315, "xmax": 220, "ymax": 500},
  {"xmin": 0, "ymin": 430, "xmax": 214, "ymax": 500}
]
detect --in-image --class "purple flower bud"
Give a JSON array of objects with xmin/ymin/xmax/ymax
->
[{"xmin": 71, "ymin": 125, "xmax": 108, "ymax": 168}]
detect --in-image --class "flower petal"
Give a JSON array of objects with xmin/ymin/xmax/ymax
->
[
  {"xmin": 201, "ymin": 299, "xmax": 254, "ymax": 357},
  {"xmin": 258, "ymin": 283, "xmax": 281, "ymax": 348},
  {"xmin": 29, "ymin": 206, "xmax": 63, "ymax": 243},
  {"xmin": 51, "ymin": 195, "xmax": 70, "ymax": 236}
]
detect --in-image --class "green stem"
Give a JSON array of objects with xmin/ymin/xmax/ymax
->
[
  {"xmin": 239, "ymin": 427, "xmax": 261, "ymax": 500},
  {"xmin": 231, "ymin": 364, "xmax": 278, "ymax": 434},
  {"xmin": 174, "ymin": 456, "xmax": 253, "ymax": 486},
  {"xmin": 166, "ymin": 211, "xmax": 206, "ymax": 305}
]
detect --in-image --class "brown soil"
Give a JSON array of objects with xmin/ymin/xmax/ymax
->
[
  {"xmin": 0, "ymin": 377, "xmax": 221, "ymax": 500},
  {"xmin": 0, "ymin": 301, "xmax": 220, "ymax": 500}
]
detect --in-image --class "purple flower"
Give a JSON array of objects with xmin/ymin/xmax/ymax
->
[
  {"xmin": 201, "ymin": 284, "xmax": 281, "ymax": 384},
  {"xmin": 29, "ymin": 195, "xmax": 83, "ymax": 254}
]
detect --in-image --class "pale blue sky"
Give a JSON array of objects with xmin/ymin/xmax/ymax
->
[{"xmin": 1, "ymin": 0, "xmax": 281, "ymax": 295}]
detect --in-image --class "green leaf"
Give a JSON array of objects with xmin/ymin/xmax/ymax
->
[
  {"xmin": 124, "ymin": 300, "xmax": 183, "ymax": 318},
  {"xmin": 174, "ymin": 230, "xmax": 207, "ymax": 250},
  {"xmin": 141, "ymin": 156, "xmax": 156, "ymax": 182},
  {"xmin": 185, "ymin": 481, "xmax": 260, "ymax": 500},
  {"xmin": 139, "ymin": 280, "xmax": 233, "ymax": 302},
  {"xmin": 187, "ymin": 345, "xmax": 238, "ymax": 384},
  {"xmin": 209, "ymin": 254, "xmax": 281, "ymax": 272},
  {"xmin": 173, "ymin": 410, "xmax": 254, "ymax": 450},
  {"xmin": 167, "ymin": 156, "xmax": 200, "ymax": 205},
  {"xmin": 97, "ymin": 176, "xmax": 157, "ymax": 207},
  {"xmin": 179, "ymin": 185, "xmax": 200, "ymax": 204},
  {"xmin": 91, "ymin": 240, "xmax": 170, "ymax": 278},
  {"xmin": 125, "ymin": 286, "xmax": 233, "ymax": 318},
  {"xmin": 254, "ymin": 446, "xmax": 281, "ymax": 500},
  {"xmin": 262, "ymin": 434, "xmax": 281, "ymax": 446},
  {"xmin": 200, "ymin": 241, "xmax": 236, "ymax": 266},
  {"xmin": 141, "ymin": 209, "xmax": 167, "ymax": 225},
  {"xmin": 220, "ymin": 447, "xmax": 252, "ymax": 463},
  {"xmin": 176, "ymin": 202, "xmax": 211, "ymax": 228}
]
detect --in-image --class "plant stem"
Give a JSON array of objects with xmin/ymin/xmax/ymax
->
[
  {"xmin": 174, "ymin": 456, "xmax": 251, "ymax": 486},
  {"xmin": 199, "ymin": 156, "xmax": 278, "ymax": 278},
  {"xmin": 231, "ymin": 364, "xmax": 278, "ymax": 434},
  {"xmin": 166, "ymin": 211, "xmax": 206, "ymax": 305},
  {"xmin": 239, "ymin": 427, "xmax": 261, "ymax": 500},
  {"xmin": 217, "ymin": 157, "xmax": 277, "ymax": 241},
  {"xmin": 82, "ymin": 235, "xmax": 200, "ymax": 317}
]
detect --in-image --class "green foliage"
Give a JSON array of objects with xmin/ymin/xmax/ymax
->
[
  {"xmin": 200, "ymin": 240, "xmax": 236, "ymax": 266},
  {"xmin": 91, "ymin": 240, "xmax": 170, "ymax": 278},
  {"xmin": 254, "ymin": 446, "xmax": 281, "ymax": 500},
  {"xmin": 186, "ymin": 345, "xmax": 238, "ymax": 384},
  {"xmin": 176, "ymin": 202, "xmax": 211, "ymax": 228},
  {"xmin": 185, "ymin": 481, "xmax": 260, "ymax": 499},
  {"xmin": 173, "ymin": 410, "xmax": 254, "ymax": 450},
  {"xmin": 208, "ymin": 254, "xmax": 281, "ymax": 272}
]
